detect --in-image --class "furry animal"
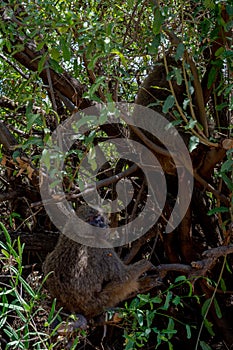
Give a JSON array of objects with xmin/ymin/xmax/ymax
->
[{"xmin": 43, "ymin": 206, "xmax": 153, "ymax": 318}]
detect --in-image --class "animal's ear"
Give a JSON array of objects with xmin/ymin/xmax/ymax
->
[{"xmin": 76, "ymin": 205, "xmax": 98, "ymax": 220}]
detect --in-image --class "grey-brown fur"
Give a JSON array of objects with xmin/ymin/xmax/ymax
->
[{"xmin": 43, "ymin": 206, "xmax": 153, "ymax": 318}]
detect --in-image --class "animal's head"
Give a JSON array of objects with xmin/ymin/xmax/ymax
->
[{"xmin": 76, "ymin": 206, "xmax": 108, "ymax": 228}]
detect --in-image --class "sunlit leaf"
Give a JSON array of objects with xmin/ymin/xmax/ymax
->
[{"xmin": 189, "ymin": 135, "xmax": 199, "ymax": 152}]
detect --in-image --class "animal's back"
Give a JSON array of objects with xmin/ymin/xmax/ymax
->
[{"xmin": 43, "ymin": 207, "xmax": 153, "ymax": 317}]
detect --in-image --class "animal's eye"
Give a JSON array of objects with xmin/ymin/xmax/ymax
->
[{"xmin": 89, "ymin": 215, "xmax": 107, "ymax": 228}]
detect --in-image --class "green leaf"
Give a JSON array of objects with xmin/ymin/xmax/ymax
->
[
  {"xmin": 49, "ymin": 58, "xmax": 63, "ymax": 73},
  {"xmin": 18, "ymin": 275, "xmax": 35, "ymax": 297},
  {"xmin": 200, "ymin": 340, "xmax": 213, "ymax": 350},
  {"xmin": 166, "ymin": 120, "xmax": 183, "ymax": 130},
  {"xmin": 220, "ymin": 278, "xmax": 226, "ymax": 292},
  {"xmin": 172, "ymin": 295, "xmax": 181, "ymax": 306},
  {"xmin": 167, "ymin": 318, "xmax": 175, "ymax": 332},
  {"xmin": 50, "ymin": 48, "xmax": 60, "ymax": 61},
  {"xmin": 127, "ymin": 0, "xmax": 134, "ymax": 9},
  {"xmin": 41, "ymin": 149, "xmax": 51, "ymax": 171},
  {"xmin": 38, "ymin": 52, "xmax": 48, "ymax": 73},
  {"xmin": 50, "ymin": 179, "xmax": 62, "ymax": 188},
  {"xmin": 138, "ymin": 294, "xmax": 150, "ymax": 303},
  {"xmin": 207, "ymin": 206, "xmax": 229, "ymax": 215},
  {"xmin": 37, "ymin": 41, "xmax": 46, "ymax": 51},
  {"xmin": 207, "ymin": 66, "xmax": 217, "ymax": 89},
  {"xmin": 87, "ymin": 147, "xmax": 97, "ymax": 171},
  {"xmin": 111, "ymin": 49, "xmax": 127, "ymax": 66},
  {"xmin": 173, "ymin": 67, "xmax": 183, "ymax": 85},
  {"xmin": 225, "ymin": 259, "xmax": 232, "ymax": 274},
  {"xmin": 215, "ymin": 47, "xmax": 224, "ymax": 57},
  {"xmin": 201, "ymin": 298, "xmax": 211, "ymax": 317},
  {"xmin": 204, "ymin": 0, "xmax": 215, "ymax": 9},
  {"xmin": 221, "ymin": 159, "xmax": 233, "ymax": 172},
  {"xmin": 174, "ymin": 275, "xmax": 186, "ymax": 283},
  {"xmin": 78, "ymin": 178, "xmax": 85, "ymax": 192},
  {"xmin": 163, "ymin": 291, "xmax": 173, "ymax": 310},
  {"xmin": 148, "ymin": 35, "xmax": 161, "ymax": 55},
  {"xmin": 124, "ymin": 336, "xmax": 135, "ymax": 350},
  {"xmin": 186, "ymin": 324, "xmax": 192, "ymax": 339},
  {"xmin": 146, "ymin": 309, "xmax": 156, "ymax": 326},
  {"xmin": 70, "ymin": 337, "xmax": 80, "ymax": 349},
  {"xmin": 88, "ymin": 76, "xmax": 106, "ymax": 99},
  {"xmin": 153, "ymin": 7, "xmax": 164, "ymax": 35},
  {"xmin": 136, "ymin": 309, "xmax": 144, "ymax": 327},
  {"xmin": 0, "ymin": 222, "xmax": 12, "ymax": 245},
  {"xmin": 87, "ymin": 53, "xmax": 105, "ymax": 70},
  {"xmin": 26, "ymin": 113, "xmax": 42, "ymax": 131},
  {"xmin": 0, "ymin": 316, "xmax": 7, "ymax": 329},
  {"xmin": 162, "ymin": 95, "xmax": 175, "ymax": 113},
  {"xmin": 0, "ymin": 303, "xmax": 25, "ymax": 311},
  {"xmin": 0, "ymin": 288, "xmax": 15, "ymax": 296},
  {"xmin": 226, "ymin": 5, "xmax": 233, "ymax": 15},
  {"xmin": 189, "ymin": 135, "xmax": 199, "ymax": 152},
  {"xmin": 185, "ymin": 119, "xmax": 197, "ymax": 130},
  {"xmin": 221, "ymin": 173, "xmax": 233, "ymax": 191},
  {"xmin": 215, "ymin": 102, "xmax": 228, "ymax": 111},
  {"xmin": 150, "ymin": 296, "xmax": 162, "ymax": 304},
  {"xmin": 204, "ymin": 318, "xmax": 215, "ymax": 336},
  {"xmin": 60, "ymin": 37, "xmax": 71, "ymax": 61},
  {"xmin": 22, "ymin": 136, "xmax": 43, "ymax": 149},
  {"xmin": 175, "ymin": 43, "xmax": 185, "ymax": 61},
  {"xmin": 17, "ymin": 237, "xmax": 23, "ymax": 261},
  {"xmin": 214, "ymin": 298, "xmax": 222, "ymax": 319},
  {"xmin": 12, "ymin": 150, "xmax": 21, "ymax": 162},
  {"xmin": 75, "ymin": 114, "xmax": 98, "ymax": 130},
  {"xmin": 47, "ymin": 299, "xmax": 58, "ymax": 323}
]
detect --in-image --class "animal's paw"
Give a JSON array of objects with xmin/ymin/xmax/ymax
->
[{"xmin": 137, "ymin": 275, "xmax": 163, "ymax": 292}]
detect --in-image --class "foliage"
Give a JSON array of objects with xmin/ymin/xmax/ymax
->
[
  {"xmin": 120, "ymin": 276, "xmax": 195, "ymax": 350},
  {"xmin": 0, "ymin": 223, "xmax": 84, "ymax": 349}
]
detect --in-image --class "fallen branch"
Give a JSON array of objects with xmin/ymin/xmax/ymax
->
[{"xmin": 155, "ymin": 244, "xmax": 233, "ymax": 279}]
